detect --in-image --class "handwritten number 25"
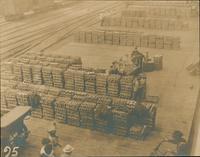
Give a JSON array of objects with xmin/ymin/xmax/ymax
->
[{"xmin": 4, "ymin": 146, "xmax": 19, "ymax": 157}]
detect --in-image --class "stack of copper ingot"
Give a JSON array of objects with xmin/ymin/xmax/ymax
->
[
  {"xmin": 119, "ymin": 32, "xmax": 127, "ymax": 46},
  {"xmin": 32, "ymin": 65, "xmax": 43, "ymax": 85},
  {"xmin": 48, "ymin": 87, "xmax": 60, "ymax": 97},
  {"xmin": 64, "ymin": 70, "xmax": 75, "ymax": 90},
  {"xmin": 94, "ymin": 96, "xmax": 112, "ymax": 132},
  {"xmin": 66, "ymin": 100, "xmax": 82, "ymax": 127},
  {"xmin": 4, "ymin": 89, "xmax": 18, "ymax": 109},
  {"xmin": 72, "ymin": 92, "xmax": 87, "ymax": 102},
  {"xmin": 107, "ymin": 74, "xmax": 121, "ymax": 97},
  {"xmin": 30, "ymin": 90, "xmax": 43, "ymax": 119},
  {"xmin": 1, "ymin": 88, "xmax": 8, "ymax": 110},
  {"xmin": 16, "ymin": 90, "xmax": 32, "ymax": 106},
  {"xmin": 96, "ymin": 73, "xmax": 107, "ymax": 95},
  {"xmin": 79, "ymin": 101, "xmax": 96, "ymax": 129},
  {"xmin": 112, "ymin": 31, "xmax": 120, "ymax": 45},
  {"xmin": 105, "ymin": 31, "xmax": 113, "ymax": 45},
  {"xmin": 1, "ymin": 61, "xmax": 14, "ymax": 80},
  {"xmin": 120, "ymin": 76, "xmax": 133, "ymax": 99},
  {"xmin": 55, "ymin": 97, "xmax": 70, "ymax": 124},
  {"xmin": 42, "ymin": 66, "xmax": 54, "ymax": 86},
  {"xmin": 74, "ymin": 70, "xmax": 85, "ymax": 92},
  {"xmin": 85, "ymin": 72, "xmax": 96, "ymax": 94},
  {"xmin": 52, "ymin": 68, "xmax": 64, "ymax": 89},
  {"xmin": 59, "ymin": 89, "xmax": 74, "ymax": 99},
  {"xmin": 22, "ymin": 64, "xmax": 32, "ymax": 84},
  {"xmin": 40, "ymin": 95, "xmax": 55, "ymax": 121},
  {"xmin": 112, "ymin": 98, "xmax": 136, "ymax": 136},
  {"xmin": 13, "ymin": 62, "xmax": 23, "ymax": 82}
]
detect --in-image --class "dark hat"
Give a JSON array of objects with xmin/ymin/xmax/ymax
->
[{"xmin": 172, "ymin": 130, "xmax": 183, "ymax": 139}]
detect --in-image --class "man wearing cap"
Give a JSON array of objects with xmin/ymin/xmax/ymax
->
[{"xmin": 60, "ymin": 145, "xmax": 74, "ymax": 157}]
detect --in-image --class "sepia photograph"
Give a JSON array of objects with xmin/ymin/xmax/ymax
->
[{"xmin": 0, "ymin": 0, "xmax": 199, "ymax": 156}]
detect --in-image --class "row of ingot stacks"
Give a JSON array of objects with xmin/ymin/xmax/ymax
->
[
  {"xmin": 107, "ymin": 74, "xmax": 121, "ymax": 97},
  {"xmin": 121, "ymin": 7, "xmax": 191, "ymax": 18},
  {"xmin": 112, "ymin": 98, "xmax": 136, "ymax": 136},
  {"xmin": 74, "ymin": 30, "xmax": 180, "ymax": 50},
  {"xmin": 94, "ymin": 96, "xmax": 112, "ymax": 132},
  {"xmin": 64, "ymin": 70, "xmax": 75, "ymax": 90},
  {"xmin": 52, "ymin": 68, "xmax": 64, "ymax": 89},
  {"xmin": 101, "ymin": 16, "xmax": 189, "ymax": 31}
]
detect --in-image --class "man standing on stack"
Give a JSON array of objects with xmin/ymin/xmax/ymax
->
[{"xmin": 131, "ymin": 47, "xmax": 145, "ymax": 73}]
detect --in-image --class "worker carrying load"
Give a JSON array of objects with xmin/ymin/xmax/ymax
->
[{"xmin": 131, "ymin": 47, "xmax": 145, "ymax": 73}]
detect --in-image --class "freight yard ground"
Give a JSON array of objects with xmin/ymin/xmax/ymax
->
[
  {"xmin": 21, "ymin": 11, "xmax": 199, "ymax": 157},
  {"xmin": 1, "ymin": 1, "xmax": 199, "ymax": 157}
]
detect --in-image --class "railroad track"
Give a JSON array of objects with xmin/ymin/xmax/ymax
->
[{"xmin": 1, "ymin": 1, "xmax": 124, "ymax": 61}]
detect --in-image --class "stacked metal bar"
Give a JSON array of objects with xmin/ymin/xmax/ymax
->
[
  {"xmin": 55, "ymin": 97, "xmax": 70, "ymax": 124},
  {"xmin": 42, "ymin": 66, "xmax": 53, "ymax": 86},
  {"xmin": 79, "ymin": 101, "xmax": 96, "ymax": 129},
  {"xmin": 4, "ymin": 89, "xmax": 18, "ymax": 109},
  {"xmin": 40, "ymin": 95, "xmax": 55, "ymax": 121},
  {"xmin": 96, "ymin": 73, "xmax": 107, "ymax": 95},
  {"xmin": 64, "ymin": 70, "xmax": 75, "ymax": 90},
  {"xmin": 112, "ymin": 98, "xmax": 136, "ymax": 136},
  {"xmin": 22, "ymin": 64, "xmax": 32, "ymax": 84},
  {"xmin": 72, "ymin": 92, "xmax": 87, "ymax": 102},
  {"xmin": 52, "ymin": 68, "xmax": 64, "ymax": 89},
  {"xmin": 85, "ymin": 72, "xmax": 96, "ymax": 94},
  {"xmin": 48, "ymin": 87, "xmax": 61, "ymax": 97},
  {"xmin": 13, "ymin": 63, "xmax": 23, "ymax": 82},
  {"xmin": 66, "ymin": 100, "xmax": 82, "ymax": 127},
  {"xmin": 119, "ymin": 32, "xmax": 127, "ymax": 46},
  {"xmin": 94, "ymin": 96, "xmax": 112, "ymax": 132},
  {"xmin": 105, "ymin": 31, "xmax": 113, "ymax": 45},
  {"xmin": 74, "ymin": 70, "xmax": 85, "ymax": 92},
  {"xmin": 32, "ymin": 65, "xmax": 43, "ymax": 85},
  {"xmin": 59, "ymin": 89, "xmax": 74, "ymax": 99},
  {"xmin": 119, "ymin": 76, "xmax": 133, "ymax": 99},
  {"xmin": 113, "ymin": 31, "xmax": 120, "ymax": 45},
  {"xmin": 16, "ymin": 91, "xmax": 32, "ymax": 106},
  {"xmin": 1, "ymin": 88, "xmax": 8, "ymax": 110},
  {"xmin": 107, "ymin": 74, "xmax": 121, "ymax": 97},
  {"xmin": 1, "ymin": 61, "xmax": 14, "ymax": 80}
]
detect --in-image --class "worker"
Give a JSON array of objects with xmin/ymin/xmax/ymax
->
[
  {"xmin": 40, "ymin": 138, "xmax": 55, "ymax": 157},
  {"xmin": 109, "ymin": 61, "xmax": 119, "ymax": 74},
  {"xmin": 132, "ymin": 77, "xmax": 140, "ymax": 101},
  {"xmin": 151, "ymin": 130, "xmax": 188, "ymax": 156},
  {"xmin": 131, "ymin": 47, "xmax": 145, "ymax": 73},
  {"xmin": 60, "ymin": 145, "xmax": 74, "ymax": 157},
  {"xmin": 48, "ymin": 122, "xmax": 61, "ymax": 148},
  {"xmin": 138, "ymin": 73, "xmax": 147, "ymax": 100}
]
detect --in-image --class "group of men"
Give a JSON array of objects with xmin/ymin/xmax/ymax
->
[{"xmin": 40, "ymin": 122, "xmax": 74, "ymax": 157}]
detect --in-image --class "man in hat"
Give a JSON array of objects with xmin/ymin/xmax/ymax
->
[
  {"xmin": 131, "ymin": 47, "xmax": 145, "ymax": 73},
  {"xmin": 60, "ymin": 145, "xmax": 74, "ymax": 157},
  {"xmin": 48, "ymin": 121, "xmax": 61, "ymax": 148}
]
